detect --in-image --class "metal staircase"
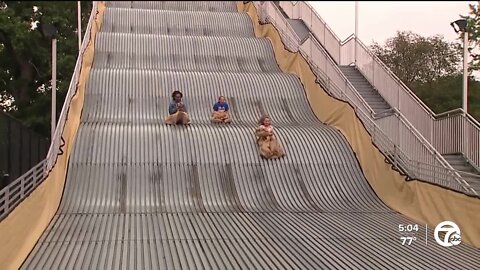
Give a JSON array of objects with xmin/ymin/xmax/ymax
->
[
  {"xmin": 443, "ymin": 153, "xmax": 480, "ymax": 190},
  {"xmin": 268, "ymin": 1, "xmax": 480, "ymax": 195},
  {"xmin": 338, "ymin": 66, "xmax": 391, "ymax": 114}
]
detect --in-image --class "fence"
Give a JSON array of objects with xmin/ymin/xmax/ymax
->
[
  {"xmin": 255, "ymin": 1, "xmax": 477, "ymax": 196},
  {"xmin": 0, "ymin": 160, "xmax": 46, "ymax": 221},
  {"xmin": 278, "ymin": 1, "xmax": 480, "ymax": 169},
  {"xmin": 0, "ymin": 112, "xmax": 49, "ymax": 189}
]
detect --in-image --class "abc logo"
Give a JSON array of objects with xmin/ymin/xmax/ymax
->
[{"xmin": 434, "ymin": 221, "xmax": 461, "ymax": 247}]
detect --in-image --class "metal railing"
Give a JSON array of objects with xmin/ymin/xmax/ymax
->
[
  {"xmin": 46, "ymin": 1, "xmax": 99, "ymax": 172},
  {"xmin": 279, "ymin": 1, "xmax": 480, "ymax": 169},
  {"xmin": 0, "ymin": 2, "xmax": 99, "ymax": 221},
  {"xmin": 0, "ymin": 160, "xmax": 46, "ymax": 221},
  {"xmin": 255, "ymin": 1, "xmax": 477, "ymax": 196}
]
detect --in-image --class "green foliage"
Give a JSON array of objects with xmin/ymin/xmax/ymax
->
[
  {"xmin": 0, "ymin": 1, "xmax": 92, "ymax": 136},
  {"xmin": 371, "ymin": 31, "xmax": 461, "ymax": 89},
  {"xmin": 371, "ymin": 30, "xmax": 480, "ymax": 121},
  {"xmin": 465, "ymin": 1, "xmax": 480, "ymax": 71},
  {"xmin": 415, "ymin": 74, "xmax": 480, "ymax": 119}
]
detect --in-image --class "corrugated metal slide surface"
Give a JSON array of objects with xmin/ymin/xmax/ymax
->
[{"xmin": 22, "ymin": 1, "xmax": 480, "ymax": 269}]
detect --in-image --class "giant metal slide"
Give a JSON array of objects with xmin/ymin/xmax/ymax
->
[{"xmin": 19, "ymin": 1, "xmax": 479, "ymax": 269}]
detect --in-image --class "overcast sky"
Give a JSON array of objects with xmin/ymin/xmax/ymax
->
[{"xmin": 309, "ymin": 1, "xmax": 477, "ymax": 45}]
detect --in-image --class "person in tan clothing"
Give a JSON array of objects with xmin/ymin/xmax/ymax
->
[
  {"xmin": 164, "ymin": 91, "xmax": 191, "ymax": 125},
  {"xmin": 255, "ymin": 115, "xmax": 285, "ymax": 159}
]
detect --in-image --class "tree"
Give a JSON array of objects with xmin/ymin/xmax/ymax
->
[
  {"xmin": 0, "ymin": 1, "xmax": 92, "ymax": 136},
  {"xmin": 371, "ymin": 30, "xmax": 480, "ymax": 121},
  {"xmin": 371, "ymin": 31, "xmax": 461, "ymax": 89},
  {"xmin": 465, "ymin": 1, "xmax": 480, "ymax": 71},
  {"xmin": 415, "ymin": 74, "xmax": 480, "ymax": 117}
]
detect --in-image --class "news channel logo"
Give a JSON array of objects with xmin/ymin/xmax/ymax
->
[{"xmin": 434, "ymin": 221, "xmax": 461, "ymax": 247}]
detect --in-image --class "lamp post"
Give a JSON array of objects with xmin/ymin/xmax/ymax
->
[
  {"xmin": 40, "ymin": 23, "xmax": 58, "ymax": 138},
  {"xmin": 450, "ymin": 19, "xmax": 469, "ymax": 156},
  {"xmin": 78, "ymin": 1, "xmax": 82, "ymax": 51},
  {"xmin": 450, "ymin": 19, "xmax": 469, "ymax": 113}
]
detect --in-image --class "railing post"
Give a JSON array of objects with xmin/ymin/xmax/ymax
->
[
  {"xmin": 397, "ymin": 113, "xmax": 400, "ymax": 146},
  {"xmin": 4, "ymin": 187, "xmax": 9, "ymax": 210},
  {"xmin": 464, "ymin": 116, "xmax": 469, "ymax": 159},
  {"xmin": 344, "ymin": 79, "xmax": 349, "ymax": 100},
  {"xmin": 430, "ymin": 117, "xmax": 434, "ymax": 148},
  {"xmin": 354, "ymin": 1, "xmax": 358, "ymax": 65},
  {"xmin": 18, "ymin": 122, "xmax": 22, "ymax": 179},
  {"xmin": 463, "ymin": 32, "xmax": 469, "ymax": 113},
  {"xmin": 372, "ymin": 58, "xmax": 375, "ymax": 85},
  {"xmin": 393, "ymin": 145, "xmax": 398, "ymax": 170},
  {"xmin": 323, "ymin": 24, "xmax": 326, "ymax": 50},
  {"xmin": 310, "ymin": 5, "xmax": 313, "ymax": 29}
]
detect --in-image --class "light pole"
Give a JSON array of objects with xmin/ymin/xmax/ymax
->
[
  {"xmin": 40, "ymin": 23, "xmax": 58, "ymax": 138},
  {"xmin": 450, "ymin": 19, "xmax": 469, "ymax": 156},
  {"xmin": 78, "ymin": 1, "xmax": 82, "ymax": 51},
  {"xmin": 450, "ymin": 19, "xmax": 469, "ymax": 113}
]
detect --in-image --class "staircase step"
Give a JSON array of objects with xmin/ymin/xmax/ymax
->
[
  {"xmin": 338, "ymin": 65, "xmax": 392, "ymax": 112},
  {"xmin": 363, "ymin": 96, "xmax": 386, "ymax": 101},
  {"xmin": 287, "ymin": 19, "xmax": 310, "ymax": 43},
  {"xmin": 352, "ymin": 84, "xmax": 374, "ymax": 89},
  {"xmin": 366, "ymin": 95, "xmax": 383, "ymax": 100},
  {"xmin": 343, "ymin": 75, "xmax": 365, "ymax": 79},
  {"xmin": 453, "ymin": 165, "xmax": 477, "ymax": 172},
  {"xmin": 358, "ymin": 91, "xmax": 379, "ymax": 96},
  {"xmin": 369, "ymin": 103, "xmax": 390, "ymax": 108},
  {"xmin": 363, "ymin": 97, "xmax": 385, "ymax": 102},
  {"xmin": 463, "ymin": 176, "xmax": 480, "ymax": 191},
  {"xmin": 442, "ymin": 153, "xmax": 480, "ymax": 174}
]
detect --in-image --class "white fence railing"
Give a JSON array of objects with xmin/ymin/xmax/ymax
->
[
  {"xmin": 433, "ymin": 110, "xmax": 480, "ymax": 169},
  {"xmin": 0, "ymin": 160, "xmax": 46, "ymax": 221},
  {"xmin": 279, "ymin": 1, "xmax": 480, "ymax": 169},
  {"xmin": 255, "ymin": 1, "xmax": 478, "ymax": 196},
  {"xmin": 46, "ymin": 2, "xmax": 99, "ymax": 172}
]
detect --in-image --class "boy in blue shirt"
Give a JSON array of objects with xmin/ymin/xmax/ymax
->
[
  {"xmin": 211, "ymin": 96, "xmax": 231, "ymax": 123},
  {"xmin": 164, "ymin": 90, "xmax": 191, "ymax": 125}
]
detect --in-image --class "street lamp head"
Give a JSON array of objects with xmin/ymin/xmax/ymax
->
[
  {"xmin": 39, "ymin": 23, "xmax": 58, "ymax": 40},
  {"xmin": 450, "ymin": 19, "xmax": 468, "ymax": 33}
]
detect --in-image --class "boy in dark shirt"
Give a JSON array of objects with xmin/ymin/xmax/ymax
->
[
  {"xmin": 211, "ymin": 96, "xmax": 231, "ymax": 123},
  {"xmin": 164, "ymin": 90, "xmax": 191, "ymax": 125}
]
